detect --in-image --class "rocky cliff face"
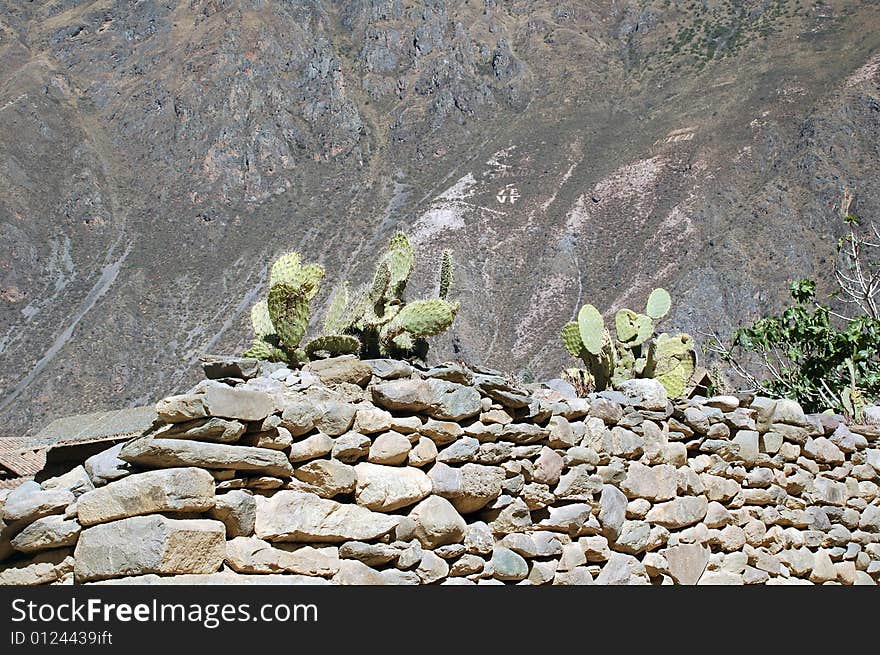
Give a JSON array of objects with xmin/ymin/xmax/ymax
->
[
  {"xmin": 2, "ymin": 1, "xmax": 880, "ymax": 437},
  {"xmin": 1, "ymin": 355, "xmax": 878, "ymax": 585}
]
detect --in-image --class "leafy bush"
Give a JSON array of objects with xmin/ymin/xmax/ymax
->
[{"xmin": 706, "ymin": 211, "xmax": 880, "ymax": 418}]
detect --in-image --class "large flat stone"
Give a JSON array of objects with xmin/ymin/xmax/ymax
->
[
  {"xmin": 0, "ymin": 549, "xmax": 75, "ymax": 586},
  {"xmin": 225, "ymin": 537, "xmax": 340, "ymax": 576},
  {"xmin": 119, "ymin": 437, "xmax": 293, "ymax": 477},
  {"xmin": 74, "ymin": 516, "xmax": 226, "ymax": 583},
  {"xmin": 354, "ymin": 462, "xmax": 432, "ymax": 512},
  {"xmin": 254, "ymin": 491, "xmax": 399, "ymax": 543},
  {"xmin": 371, "ymin": 379, "xmax": 481, "ymax": 421},
  {"xmin": 201, "ymin": 385, "xmax": 275, "ymax": 421},
  {"xmin": 10, "ymin": 516, "xmax": 81, "ymax": 553},
  {"xmin": 2, "ymin": 482, "xmax": 74, "ymax": 524},
  {"xmin": 77, "ymin": 468, "xmax": 216, "ymax": 526}
]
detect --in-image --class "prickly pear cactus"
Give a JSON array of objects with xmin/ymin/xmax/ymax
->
[
  {"xmin": 561, "ymin": 287, "xmax": 694, "ymax": 397},
  {"xmin": 305, "ymin": 334, "xmax": 361, "ymax": 359},
  {"xmin": 267, "ymin": 283, "xmax": 312, "ymax": 351},
  {"xmin": 577, "ymin": 304, "xmax": 605, "ymax": 355},
  {"xmin": 646, "ymin": 288, "xmax": 671, "ymax": 320},
  {"xmin": 644, "ymin": 333, "xmax": 697, "ymax": 398},
  {"xmin": 614, "ymin": 309, "xmax": 653, "ymax": 346},
  {"xmin": 250, "ymin": 300, "xmax": 274, "ymax": 339},
  {"xmin": 438, "ymin": 250, "xmax": 453, "ymax": 300}
]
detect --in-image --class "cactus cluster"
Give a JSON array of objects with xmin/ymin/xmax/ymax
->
[
  {"xmin": 243, "ymin": 233, "xmax": 457, "ymax": 364},
  {"xmin": 561, "ymin": 288, "xmax": 696, "ymax": 398}
]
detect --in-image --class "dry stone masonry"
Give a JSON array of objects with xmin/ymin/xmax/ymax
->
[{"xmin": 1, "ymin": 354, "xmax": 879, "ymax": 585}]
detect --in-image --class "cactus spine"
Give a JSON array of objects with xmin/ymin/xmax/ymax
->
[{"xmin": 561, "ymin": 287, "xmax": 696, "ymax": 397}]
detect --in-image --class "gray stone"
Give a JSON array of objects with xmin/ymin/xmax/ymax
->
[
  {"xmin": 464, "ymin": 521, "xmax": 495, "ymax": 555},
  {"xmin": 499, "ymin": 423, "xmax": 549, "ymax": 444},
  {"xmin": 363, "ymin": 359, "xmax": 413, "ymax": 380},
  {"xmin": 293, "ymin": 460, "xmax": 357, "ymax": 497},
  {"xmin": 429, "ymin": 461, "xmax": 505, "ymax": 514},
  {"xmin": 119, "ymin": 437, "xmax": 293, "ymax": 476},
  {"xmin": 354, "ymin": 462, "xmax": 432, "ymax": 512},
  {"xmin": 209, "ymin": 491, "xmax": 256, "ymax": 538},
  {"xmin": 202, "ymin": 385, "xmax": 274, "ymax": 421},
  {"xmin": 11, "ymin": 515, "xmax": 81, "ymax": 553},
  {"xmin": 538, "ymin": 503, "xmax": 593, "ymax": 535},
  {"xmin": 353, "ymin": 406, "xmax": 394, "ymax": 434},
  {"xmin": 599, "ymin": 484, "xmax": 628, "ymax": 540},
  {"xmin": 371, "ymin": 379, "xmax": 481, "ymax": 421},
  {"xmin": 288, "ymin": 433, "xmax": 333, "ymax": 463},
  {"xmin": 408, "ymin": 437, "xmax": 438, "ymax": 467},
  {"xmin": 331, "ymin": 432, "xmax": 371, "ymax": 463},
  {"xmin": 163, "ymin": 417, "xmax": 246, "ymax": 443},
  {"xmin": 77, "ymin": 468, "xmax": 215, "ymax": 526},
  {"xmin": 419, "ymin": 420, "xmax": 464, "ymax": 447},
  {"xmin": 620, "ymin": 462, "xmax": 677, "ymax": 501},
  {"xmin": 532, "ymin": 446, "xmax": 565, "ymax": 485},
  {"xmin": 279, "ymin": 402, "xmax": 318, "ymax": 436},
  {"xmin": 614, "ymin": 521, "xmax": 652, "ymax": 555},
  {"xmin": 315, "ymin": 402, "xmax": 357, "ymax": 437},
  {"xmin": 305, "ymin": 356, "xmax": 372, "ymax": 387},
  {"xmin": 254, "ymin": 491, "xmax": 398, "ymax": 542},
  {"xmin": 731, "ymin": 430, "xmax": 760, "ymax": 464},
  {"xmin": 41, "ymin": 466, "xmax": 94, "ymax": 498},
  {"xmin": 553, "ymin": 567, "xmax": 594, "ymax": 585},
  {"xmin": 645, "ymin": 496, "xmax": 708, "ymax": 529},
  {"xmin": 225, "ymin": 537, "xmax": 339, "ymax": 576},
  {"xmin": 408, "ymin": 495, "xmax": 467, "ymax": 548},
  {"xmin": 437, "ymin": 437, "xmax": 480, "ymax": 464},
  {"xmin": 74, "ymin": 516, "xmax": 225, "ymax": 583},
  {"xmin": 368, "ymin": 432, "xmax": 413, "ymax": 465},
  {"xmin": 2, "ymin": 482, "xmax": 74, "ymax": 524},
  {"xmin": 616, "ymin": 378, "xmax": 668, "ymax": 411},
  {"xmin": 339, "ymin": 541, "xmax": 399, "ymax": 567},
  {"xmin": 332, "ymin": 559, "xmax": 386, "ymax": 585},
  {"xmin": 156, "ymin": 394, "xmax": 207, "ymax": 423},
  {"xmin": 663, "ymin": 543, "xmax": 709, "ymax": 585},
  {"xmin": 416, "ymin": 550, "xmax": 449, "ymax": 584},
  {"xmin": 0, "ymin": 549, "xmax": 75, "ymax": 586},
  {"xmin": 595, "ymin": 552, "xmax": 649, "ymax": 585},
  {"xmin": 491, "ymin": 547, "xmax": 529, "ymax": 581},
  {"xmin": 84, "ymin": 443, "xmax": 132, "ymax": 486}
]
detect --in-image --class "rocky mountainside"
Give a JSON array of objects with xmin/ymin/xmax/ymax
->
[
  {"xmin": 2, "ymin": 1, "xmax": 880, "ymax": 438},
  {"xmin": 2, "ymin": 355, "xmax": 878, "ymax": 585}
]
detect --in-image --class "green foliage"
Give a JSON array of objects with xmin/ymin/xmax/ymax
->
[
  {"xmin": 712, "ymin": 279, "xmax": 880, "ymax": 414},
  {"xmin": 561, "ymin": 287, "xmax": 696, "ymax": 397},
  {"xmin": 243, "ymin": 233, "xmax": 457, "ymax": 364}
]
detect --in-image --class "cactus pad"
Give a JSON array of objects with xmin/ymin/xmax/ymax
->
[
  {"xmin": 267, "ymin": 283, "xmax": 311, "ymax": 349},
  {"xmin": 438, "ymin": 249, "xmax": 453, "ymax": 300},
  {"xmin": 388, "ymin": 298, "xmax": 456, "ymax": 336},
  {"xmin": 646, "ymin": 287, "xmax": 672, "ymax": 320},
  {"xmin": 561, "ymin": 322, "xmax": 585, "ymax": 358},
  {"xmin": 305, "ymin": 334, "xmax": 361, "ymax": 359},
  {"xmin": 577, "ymin": 304, "xmax": 605, "ymax": 355},
  {"xmin": 615, "ymin": 309, "xmax": 653, "ymax": 346},
  {"xmin": 250, "ymin": 300, "xmax": 274, "ymax": 338},
  {"xmin": 645, "ymin": 332, "xmax": 696, "ymax": 398},
  {"xmin": 269, "ymin": 252, "xmax": 302, "ymax": 287}
]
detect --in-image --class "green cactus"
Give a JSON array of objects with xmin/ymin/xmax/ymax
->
[
  {"xmin": 242, "ymin": 233, "xmax": 455, "ymax": 364},
  {"xmin": 385, "ymin": 299, "xmax": 456, "ymax": 337},
  {"xmin": 646, "ymin": 287, "xmax": 672, "ymax": 320},
  {"xmin": 577, "ymin": 304, "xmax": 605, "ymax": 355},
  {"xmin": 305, "ymin": 334, "xmax": 361, "ymax": 359},
  {"xmin": 561, "ymin": 287, "xmax": 695, "ymax": 397},
  {"xmin": 323, "ymin": 282, "xmax": 351, "ymax": 334},
  {"xmin": 644, "ymin": 333, "xmax": 697, "ymax": 398},
  {"xmin": 614, "ymin": 309, "xmax": 653, "ymax": 346},
  {"xmin": 267, "ymin": 283, "xmax": 312, "ymax": 351},
  {"xmin": 250, "ymin": 300, "xmax": 274, "ymax": 339},
  {"xmin": 438, "ymin": 250, "xmax": 453, "ymax": 300}
]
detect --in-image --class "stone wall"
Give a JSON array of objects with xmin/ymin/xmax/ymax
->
[{"xmin": 1, "ymin": 355, "xmax": 879, "ymax": 585}]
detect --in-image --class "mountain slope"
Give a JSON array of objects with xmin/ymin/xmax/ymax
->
[{"xmin": 1, "ymin": 0, "xmax": 880, "ymax": 437}]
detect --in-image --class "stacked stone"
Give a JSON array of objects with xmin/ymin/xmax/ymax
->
[{"xmin": 1, "ymin": 355, "xmax": 878, "ymax": 585}]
